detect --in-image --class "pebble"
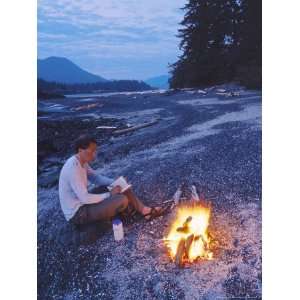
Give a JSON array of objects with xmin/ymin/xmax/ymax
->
[{"xmin": 38, "ymin": 87, "xmax": 261, "ymax": 299}]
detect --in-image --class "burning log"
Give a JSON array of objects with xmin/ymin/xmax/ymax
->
[
  {"xmin": 176, "ymin": 226, "xmax": 189, "ymax": 234},
  {"xmin": 164, "ymin": 203, "xmax": 214, "ymax": 265},
  {"xmin": 185, "ymin": 234, "xmax": 194, "ymax": 257},
  {"xmin": 176, "ymin": 216, "xmax": 192, "ymax": 234},
  {"xmin": 194, "ymin": 235, "xmax": 200, "ymax": 241},
  {"xmin": 183, "ymin": 216, "xmax": 192, "ymax": 227},
  {"xmin": 199, "ymin": 234, "xmax": 208, "ymax": 250},
  {"xmin": 194, "ymin": 234, "xmax": 208, "ymax": 250},
  {"xmin": 174, "ymin": 234, "xmax": 194, "ymax": 267},
  {"xmin": 175, "ymin": 238, "xmax": 186, "ymax": 267}
]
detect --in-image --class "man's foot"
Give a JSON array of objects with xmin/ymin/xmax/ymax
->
[
  {"xmin": 142, "ymin": 206, "xmax": 167, "ymax": 221},
  {"xmin": 142, "ymin": 206, "xmax": 152, "ymax": 216}
]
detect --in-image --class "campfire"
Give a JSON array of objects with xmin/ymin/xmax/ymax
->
[{"xmin": 163, "ymin": 202, "xmax": 213, "ymax": 267}]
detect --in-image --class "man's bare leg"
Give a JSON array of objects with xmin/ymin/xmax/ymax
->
[
  {"xmin": 122, "ymin": 188, "xmax": 160, "ymax": 217},
  {"xmin": 90, "ymin": 186, "xmax": 155, "ymax": 218}
]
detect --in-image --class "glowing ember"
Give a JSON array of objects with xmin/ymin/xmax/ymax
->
[{"xmin": 163, "ymin": 202, "xmax": 213, "ymax": 265}]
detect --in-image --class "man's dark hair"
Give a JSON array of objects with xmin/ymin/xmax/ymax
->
[{"xmin": 74, "ymin": 135, "xmax": 97, "ymax": 152}]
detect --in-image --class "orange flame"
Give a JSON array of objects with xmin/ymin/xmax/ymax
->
[{"xmin": 163, "ymin": 203, "xmax": 213, "ymax": 262}]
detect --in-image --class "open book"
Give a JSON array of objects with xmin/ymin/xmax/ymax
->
[{"xmin": 109, "ymin": 176, "xmax": 132, "ymax": 193}]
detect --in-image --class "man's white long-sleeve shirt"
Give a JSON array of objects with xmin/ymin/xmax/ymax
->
[{"xmin": 58, "ymin": 155, "xmax": 114, "ymax": 221}]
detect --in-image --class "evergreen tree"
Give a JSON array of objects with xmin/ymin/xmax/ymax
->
[
  {"xmin": 234, "ymin": 0, "xmax": 262, "ymax": 88},
  {"xmin": 169, "ymin": 0, "xmax": 261, "ymax": 89}
]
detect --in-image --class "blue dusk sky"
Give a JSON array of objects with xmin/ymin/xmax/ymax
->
[{"xmin": 38, "ymin": 0, "xmax": 186, "ymax": 80}]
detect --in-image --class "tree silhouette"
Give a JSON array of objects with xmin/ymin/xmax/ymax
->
[{"xmin": 169, "ymin": 0, "xmax": 261, "ymax": 89}]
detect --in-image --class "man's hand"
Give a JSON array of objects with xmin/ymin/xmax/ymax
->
[{"xmin": 111, "ymin": 185, "xmax": 122, "ymax": 195}]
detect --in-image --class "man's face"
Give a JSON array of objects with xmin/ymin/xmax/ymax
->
[{"xmin": 79, "ymin": 142, "xmax": 97, "ymax": 163}]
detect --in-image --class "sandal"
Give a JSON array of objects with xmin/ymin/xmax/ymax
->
[
  {"xmin": 119, "ymin": 207, "xmax": 138, "ymax": 224},
  {"xmin": 143, "ymin": 206, "xmax": 169, "ymax": 221}
]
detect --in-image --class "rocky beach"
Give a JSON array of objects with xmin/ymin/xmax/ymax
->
[{"xmin": 38, "ymin": 84, "xmax": 262, "ymax": 299}]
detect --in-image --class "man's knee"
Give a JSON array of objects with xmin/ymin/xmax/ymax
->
[{"xmin": 113, "ymin": 194, "xmax": 128, "ymax": 210}]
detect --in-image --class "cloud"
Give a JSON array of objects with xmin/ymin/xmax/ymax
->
[
  {"xmin": 38, "ymin": 32, "xmax": 68, "ymax": 40},
  {"xmin": 38, "ymin": 0, "xmax": 186, "ymax": 79}
]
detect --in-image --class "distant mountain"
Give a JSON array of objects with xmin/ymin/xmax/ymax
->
[
  {"xmin": 37, "ymin": 56, "xmax": 108, "ymax": 84},
  {"xmin": 145, "ymin": 75, "xmax": 170, "ymax": 89}
]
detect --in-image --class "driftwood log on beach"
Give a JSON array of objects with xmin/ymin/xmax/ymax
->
[{"xmin": 112, "ymin": 119, "xmax": 159, "ymax": 136}]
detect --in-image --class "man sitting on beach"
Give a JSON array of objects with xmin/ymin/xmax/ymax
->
[{"xmin": 58, "ymin": 135, "xmax": 163, "ymax": 226}]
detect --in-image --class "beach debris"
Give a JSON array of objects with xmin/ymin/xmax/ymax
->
[
  {"xmin": 191, "ymin": 185, "xmax": 200, "ymax": 202},
  {"xmin": 216, "ymin": 91, "xmax": 241, "ymax": 97},
  {"xmin": 164, "ymin": 89, "xmax": 180, "ymax": 96},
  {"xmin": 73, "ymin": 103, "xmax": 103, "ymax": 111},
  {"xmin": 112, "ymin": 119, "xmax": 159, "ymax": 136},
  {"xmin": 197, "ymin": 89, "xmax": 207, "ymax": 94},
  {"xmin": 169, "ymin": 185, "xmax": 183, "ymax": 210},
  {"xmin": 96, "ymin": 126, "xmax": 117, "ymax": 130},
  {"xmin": 173, "ymin": 186, "xmax": 183, "ymax": 205}
]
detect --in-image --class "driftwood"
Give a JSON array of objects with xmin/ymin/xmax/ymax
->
[
  {"xmin": 183, "ymin": 216, "xmax": 192, "ymax": 227},
  {"xmin": 199, "ymin": 234, "xmax": 208, "ymax": 250},
  {"xmin": 96, "ymin": 126, "xmax": 117, "ymax": 130},
  {"xmin": 175, "ymin": 238, "xmax": 186, "ymax": 267},
  {"xmin": 112, "ymin": 119, "xmax": 159, "ymax": 136},
  {"xmin": 176, "ymin": 216, "xmax": 192, "ymax": 233},
  {"xmin": 174, "ymin": 234, "xmax": 195, "ymax": 266},
  {"xmin": 174, "ymin": 217, "xmax": 195, "ymax": 266},
  {"xmin": 170, "ymin": 197, "xmax": 188, "ymax": 210},
  {"xmin": 176, "ymin": 226, "xmax": 189, "ymax": 234},
  {"xmin": 216, "ymin": 91, "xmax": 241, "ymax": 97},
  {"xmin": 194, "ymin": 234, "xmax": 208, "ymax": 248},
  {"xmin": 185, "ymin": 234, "xmax": 194, "ymax": 257},
  {"xmin": 73, "ymin": 103, "xmax": 103, "ymax": 111},
  {"xmin": 161, "ymin": 199, "xmax": 174, "ymax": 205}
]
